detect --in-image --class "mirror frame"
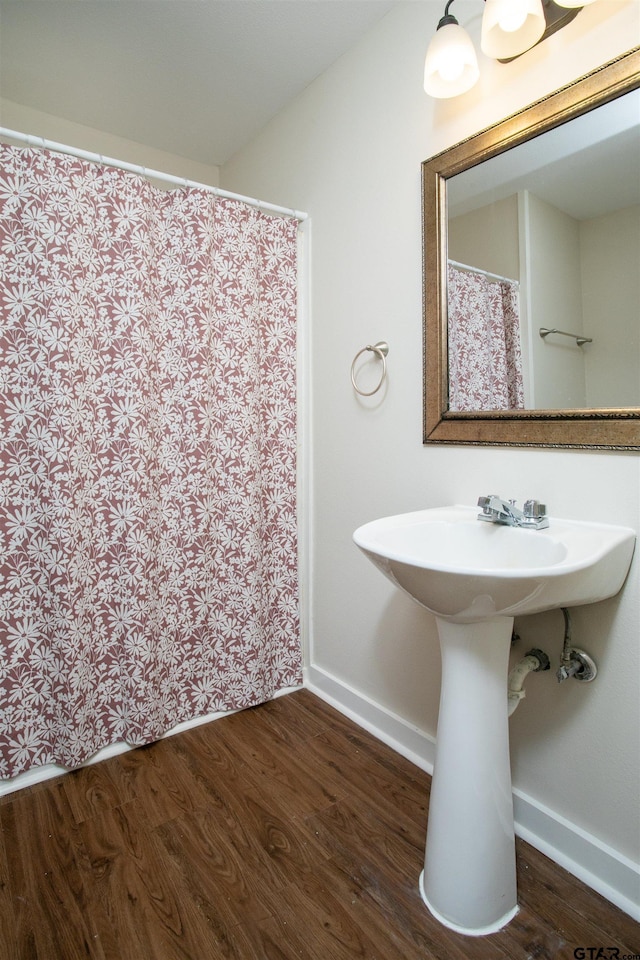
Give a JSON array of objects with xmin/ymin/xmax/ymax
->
[{"xmin": 422, "ymin": 47, "xmax": 640, "ymax": 449}]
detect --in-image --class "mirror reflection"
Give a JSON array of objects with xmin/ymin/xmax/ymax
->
[{"xmin": 446, "ymin": 88, "xmax": 640, "ymax": 413}]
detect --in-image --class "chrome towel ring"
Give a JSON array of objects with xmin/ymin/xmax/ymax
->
[{"xmin": 350, "ymin": 341, "xmax": 389, "ymax": 397}]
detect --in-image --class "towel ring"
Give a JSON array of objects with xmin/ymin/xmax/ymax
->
[{"xmin": 350, "ymin": 341, "xmax": 389, "ymax": 396}]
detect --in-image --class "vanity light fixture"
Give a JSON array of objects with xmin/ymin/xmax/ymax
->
[
  {"xmin": 481, "ymin": 0, "xmax": 547, "ymax": 61},
  {"xmin": 423, "ymin": 1, "xmax": 480, "ymax": 98},
  {"xmin": 424, "ymin": 0, "xmax": 597, "ymax": 98}
]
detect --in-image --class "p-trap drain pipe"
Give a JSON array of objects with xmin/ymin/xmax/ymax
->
[{"xmin": 508, "ymin": 648, "xmax": 551, "ymax": 717}]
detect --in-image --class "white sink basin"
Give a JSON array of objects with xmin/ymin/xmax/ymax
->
[
  {"xmin": 353, "ymin": 505, "xmax": 635, "ymax": 936},
  {"xmin": 354, "ymin": 505, "xmax": 635, "ymax": 623}
]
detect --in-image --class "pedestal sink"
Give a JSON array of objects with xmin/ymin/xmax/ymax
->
[{"xmin": 353, "ymin": 505, "xmax": 635, "ymax": 936}]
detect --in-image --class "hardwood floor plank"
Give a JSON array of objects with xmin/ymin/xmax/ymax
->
[
  {"xmin": 213, "ymin": 711, "xmax": 348, "ymax": 820},
  {"xmin": 0, "ymin": 690, "xmax": 637, "ymax": 960},
  {"xmin": 242, "ymin": 913, "xmax": 314, "ymax": 960},
  {"xmin": 161, "ymin": 719, "xmax": 253, "ymax": 816},
  {"xmin": 496, "ymin": 900, "xmax": 572, "ymax": 959},
  {"xmin": 308, "ymin": 796, "xmax": 424, "ymax": 893},
  {"xmin": 1, "ymin": 786, "xmax": 106, "ymax": 960},
  {"xmin": 245, "ymin": 694, "xmax": 329, "ymax": 747},
  {"xmin": 288, "ymin": 688, "xmax": 355, "ymax": 727},
  {"xmin": 239, "ymin": 788, "xmax": 333, "ymax": 888},
  {"xmin": 303, "ymin": 726, "xmax": 430, "ymax": 832},
  {"xmin": 169, "ymin": 729, "xmax": 334, "ymax": 891},
  {"xmin": 76, "ymin": 798, "xmax": 221, "ymax": 960},
  {"xmin": 110, "ymin": 739, "xmax": 206, "ymax": 828},
  {"xmin": 305, "ymin": 798, "xmax": 514, "ymax": 960},
  {"xmin": 154, "ymin": 805, "xmax": 275, "ymax": 930},
  {"xmin": 272, "ymin": 867, "xmax": 414, "ymax": 960},
  {"xmin": 0, "ymin": 813, "xmax": 18, "ymax": 960},
  {"xmin": 61, "ymin": 756, "xmax": 136, "ymax": 825},
  {"xmin": 515, "ymin": 842, "xmax": 640, "ymax": 953}
]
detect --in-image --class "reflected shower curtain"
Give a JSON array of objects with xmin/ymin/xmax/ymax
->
[
  {"xmin": 0, "ymin": 145, "xmax": 301, "ymax": 779},
  {"xmin": 447, "ymin": 264, "xmax": 524, "ymax": 411}
]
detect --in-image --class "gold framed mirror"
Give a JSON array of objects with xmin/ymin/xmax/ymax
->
[{"xmin": 422, "ymin": 47, "xmax": 640, "ymax": 449}]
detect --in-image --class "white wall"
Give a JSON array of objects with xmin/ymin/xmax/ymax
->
[
  {"xmin": 0, "ymin": 99, "xmax": 221, "ymax": 187},
  {"xmin": 524, "ymin": 191, "xmax": 587, "ymax": 407},
  {"xmin": 581, "ymin": 204, "xmax": 640, "ymax": 407},
  {"xmin": 222, "ymin": 0, "xmax": 640, "ymax": 916},
  {"xmin": 449, "ymin": 195, "xmax": 520, "ymax": 280}
]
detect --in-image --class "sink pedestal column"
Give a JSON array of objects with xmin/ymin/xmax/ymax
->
[{"xmin": 419, "ymin": 615, "xmax": 518, "ymax": 936}]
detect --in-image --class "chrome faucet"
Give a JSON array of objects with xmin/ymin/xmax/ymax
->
[{"xmin": 477, "ymin": 495, "xmax": 549, "ymax": 530}]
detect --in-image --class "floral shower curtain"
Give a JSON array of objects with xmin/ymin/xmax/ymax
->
[
  {"xmin": 447, "ymin": 264, "xmax": 524, "ymax": 411},
  {"xmin": 0, "ymin": 145, "xmax": 301, "ymax": 779}
]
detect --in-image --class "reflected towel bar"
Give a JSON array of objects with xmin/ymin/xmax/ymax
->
[{"xmin": 539, "ymin": 327, "xmax": 593, "ymax": 347}]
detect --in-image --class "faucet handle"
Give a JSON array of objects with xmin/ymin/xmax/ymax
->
[
  {"xmin": 478, "ymin": 494, "xmax": 500, "ymax": 507},
  {"xmin": 523, "ymin": 499, "xmax": 547, "ymax": 519},
  {"xmin": 478, "ymin": 495, "xmax": 502, "ymax": 515}
]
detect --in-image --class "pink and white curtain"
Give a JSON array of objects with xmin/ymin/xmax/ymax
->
[
  {"xmin": 0, "ymin": 145, "xmax": 301, "ymax": 779},
  {"xmin": 447, "ymin": 264, "xmax": 524, "ymax": 411}
]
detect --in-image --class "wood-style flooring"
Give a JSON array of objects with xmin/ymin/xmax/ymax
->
[{"xmin": 0, "ymin": 689, "xmax": 637, "ymax": 959}]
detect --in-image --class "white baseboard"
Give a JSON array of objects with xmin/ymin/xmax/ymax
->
[
  {"xmin": 0, "ymin": 684, "xmax": 302, "ymax": 800},
  {"xmin": 305, "ymin": 663, "xmax": 640, "ymax": 923}
]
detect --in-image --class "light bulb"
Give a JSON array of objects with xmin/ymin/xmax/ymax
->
[
  {"xmin": 439, "ymin": 57, "xmax": 466, "ymax": 84},
  {"xmin": 481, "ymin": 0, "xmax": 545, "ymax": 59},
  {"xmin": 498, "ymin": 8, "xmax": 527, "ymax": 33},
  {"xmin": 424, "ymin": 20, "xmax": 479, "ymax": 98}
]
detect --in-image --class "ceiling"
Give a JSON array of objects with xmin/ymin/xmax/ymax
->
[
  {"xmin": 0, "ymin": 0, "xmax": 401, "ymax": 167},
  {"xmin": 449, "ymin": 88, "xmax": 640, "ymax": 222}
]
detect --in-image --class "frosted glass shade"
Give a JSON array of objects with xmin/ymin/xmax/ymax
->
[
  {"xmin": 424, "ymin": 21, "xmax": 480, "ymax": 99},
  {"xmin": 481, "ymin": 0, "xmax": 545, "ymax": 59}
]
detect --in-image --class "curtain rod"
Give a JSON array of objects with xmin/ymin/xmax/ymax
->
[
  {"xmin": 0, "ymin": 126, "xmax": 308, "ymax": 223},
  {"xmin": 448, "ymin": 259, "xmax": 519, "ymax": 286}
]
